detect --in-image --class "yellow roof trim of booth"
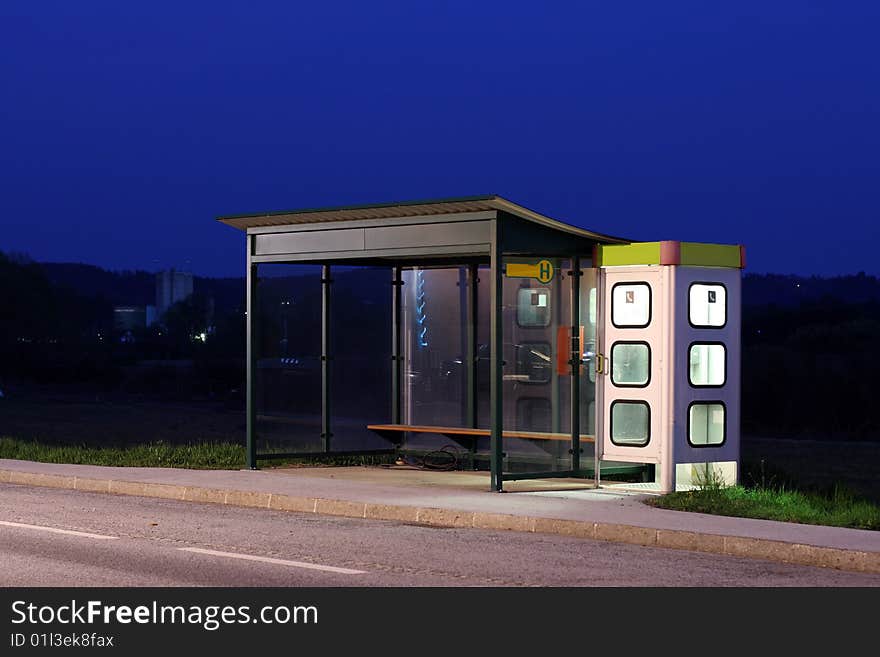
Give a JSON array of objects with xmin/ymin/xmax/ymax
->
[{"xmin": 597, "ymin": 241, "xmax": 745, "ymax": 268}]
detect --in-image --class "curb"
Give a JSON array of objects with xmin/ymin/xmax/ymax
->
[{"xmin": 2, "ymin": 468, "xmax": 878, "ymax": 575}]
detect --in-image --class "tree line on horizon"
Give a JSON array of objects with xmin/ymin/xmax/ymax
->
[{"xmin": 1, "ymin": 252, "xmax": 879, "ymax": 440}]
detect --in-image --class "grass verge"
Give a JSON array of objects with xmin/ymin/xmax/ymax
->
[
  {"xmin": 0, "ymin": 437, "xmax": 394, "ymax": 470},
  {"xmin": 649, "ymin": 484, "xmax": 880, "ymax": 531}
]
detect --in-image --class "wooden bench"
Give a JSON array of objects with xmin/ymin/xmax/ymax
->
[{"xmin": 367, "ymin": 424, "xmax": 595, "ymax": 443}]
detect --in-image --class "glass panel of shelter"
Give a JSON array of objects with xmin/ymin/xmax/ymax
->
[
  {"xmin": 395, "ymin": 259, "xmax": 600, "ymax": 478},
  {"xmin": 501, "ymin": 257, "xmax": 573, "ymax": 474},
  {"xmin": 254, "ymin": 263, "xmax": 324, "ymax": 456},
  {"xmin": 330, "ymin": 266, "xmax": 392, "ymax": 452},
  {"xmin": 578, "ymin": 261, "xmax": 599, "ymax": 464},
  {"xmin": 400, "ymin": 267, "xmax": 469, "ymax": 457}
]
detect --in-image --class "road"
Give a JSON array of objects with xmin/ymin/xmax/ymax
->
[{"xmin": 0, "ymin": 483, "xmax": 877, "ymax": 587}]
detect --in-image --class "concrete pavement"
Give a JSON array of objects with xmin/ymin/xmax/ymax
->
[
  {"xmin": 0, "ymin": 459, "xmax": 878, "ymax": 574},
  {"xmin": 4, "ymin": 483, "xmax": 877, "ymax": 586}
]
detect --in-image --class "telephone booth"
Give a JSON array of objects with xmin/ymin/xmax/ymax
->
[{"xmin": 595, "ymin": 242, "xmax": 744, "ymax": 493}]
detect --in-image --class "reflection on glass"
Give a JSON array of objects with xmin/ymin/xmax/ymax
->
[
  {"xmin": 579, "ymin": 263, "xmax": 598, "ymax": 446},
  {"xmin": 689, "ymin": 343, "xmax": 725, "ymax": 386},
  {"xmin": 689, "ymin": 403, "xmax": 725, "ymax": 445},
  {"xmin": 516, "ymin": 342, "xmax": 552, "ymax": 383},
  {"xmin": 516, "ymin": 287, "xmax": 551, "ymax": 327},
  {"xmin": 588, "ymin": 288, "xmax": 597, "ymax": 326},
  {"xmin": 402, "ymin": 267, "xmax": 467, "ymax": 427},
  {"xmin": 612, "ymin": 283, "xmax": 651, "ymax": 327},
  {"xmin": 611, "ymin": 342, "xmax": 650, "ymax": 386},
  {"xmin": 502, "ymin": 259, "xmax": 571, "ymax": 472},
  {"xmin": 689, "ymin": 284, "xmax": 726, "ymax": 327},
  {"xmin": 516, "ymin": 398, "xmax": 551, "ymax": 432},
  {"xmin": 611, "ymin": 401, "xmax": 650, "ymax": 446}
]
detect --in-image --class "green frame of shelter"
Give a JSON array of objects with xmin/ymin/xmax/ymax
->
[{"xmin": 218, "ymin": 196, "xmax": 629, "ymax": 492}]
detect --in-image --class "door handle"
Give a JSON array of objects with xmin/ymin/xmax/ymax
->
[{"xmin": 595, "ymin": 353, "xmax": 605, "ymax": 374}]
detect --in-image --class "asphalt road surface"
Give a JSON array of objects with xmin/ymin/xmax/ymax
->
[{"xmin": 0, "ymin": 483, "xmax": 877, "ymax": 587}]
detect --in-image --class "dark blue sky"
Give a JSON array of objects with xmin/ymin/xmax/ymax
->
[{"xmin": 2, "ymin": 1, "xmax": 878, "ymax": 277}]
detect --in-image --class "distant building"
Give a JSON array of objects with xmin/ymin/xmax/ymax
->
[
  {"xmin": 156, "ymin": 269, "xmax": 193, "ymax": 316},
  {"xmin": 113, "ymin": 306, "xmax": 146, "ymax": 333}
]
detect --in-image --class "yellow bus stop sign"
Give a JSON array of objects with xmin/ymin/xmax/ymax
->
[{"xmin": 505, "ymin": 259, "xmax": 555, "ymax": 283}]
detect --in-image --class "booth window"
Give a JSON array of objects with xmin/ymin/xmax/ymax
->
[
  {"xmin": 689, "ymin": 343, "xmax": 726, "ymax": 387},
  {"xmin": 688, "ymin": 402, "xmax": 726, "ymax": 446},
  {"xmin": 612, "ymin": 283, "xmax": 651, "ymax": 328},
  {"xmin": 516, "ymin": 287, "xmax": 551, "ymax": 327},
  {"xmin": 611, "ymin": 341, "xmax": 651, "ymax": 387},
  {"xmin": 610, "ymin": 401, "xmax": 650, "ymax": 447},
  {"xmin": 689, "ymin": 283, "xmax": 726, "ymax": 328}
]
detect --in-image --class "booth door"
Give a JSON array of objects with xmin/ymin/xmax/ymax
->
[{"xmin": 597, "ymin": 267, "xmax": 663, "ymax": 464}]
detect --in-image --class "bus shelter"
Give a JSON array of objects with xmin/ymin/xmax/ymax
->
[{"xmin": 219, "ymin": 196, "xmax": 732, "ymax": 492}]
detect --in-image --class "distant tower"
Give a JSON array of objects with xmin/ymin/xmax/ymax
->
[{"xmin": 156, "ymin": 268, "xmax": 194, "ymax": 315}]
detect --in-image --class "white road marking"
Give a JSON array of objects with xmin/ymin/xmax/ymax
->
[
  {"xmin": 0, "ymin": 520, "xmax": 118, "ymax": 540},
  {"xmin": 178, "ymin": 547, "xmax": 367, "ymax": 575}
]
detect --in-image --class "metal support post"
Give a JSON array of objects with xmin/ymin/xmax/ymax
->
[
  {"xmin": 391, "ymin": 266, "xmax": 403, "ymax": 424},
  {"xmin": 490, "ymin": 232, "xmax": 504, "ymax": 492},
  {"xmin": 245, "ymin": 234, "xmax": 258, "ymax": 469},
  {"xmin": 466, "ymin": 264, "xmax": 478, "ymax": 429},
  {"xmin": 321, "ymin": 265, "xmax": 332, "ymax": 453},
  {"xmin": 569, "ymin": 258, "xmax": 582, "ymax": 473}
]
